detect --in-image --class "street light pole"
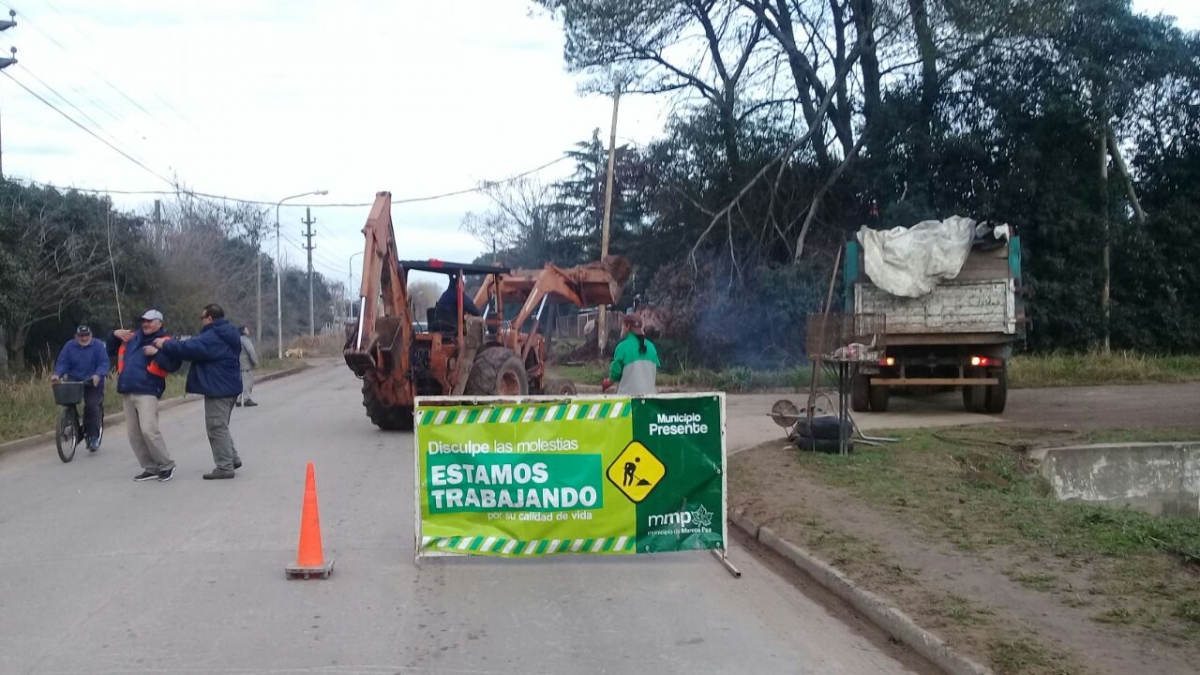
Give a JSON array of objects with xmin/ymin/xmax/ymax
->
[{"xmin": 275, "ymin": 190, "xmax": 327, "ymax": 359}]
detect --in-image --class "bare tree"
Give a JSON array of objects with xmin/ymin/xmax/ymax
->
[
  {"xmin": 536, "ymin": 0, "xmax": 770, "ymax": 177},
  {"xmin": 0, "ymin": 207, "xmax": 111, "ymax": 371},
  {"xmin": 459, "ymin": 176, "xmax": 564, "ymax": 267}
]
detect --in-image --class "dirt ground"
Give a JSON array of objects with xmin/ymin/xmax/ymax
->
[
  {"xmin": 725, "ymin": 383, "xmax": 1200, "ymax": 675},
  {"xmin": 1001, "ymin": 382, "xmax": 1200, "ymax": 429}
]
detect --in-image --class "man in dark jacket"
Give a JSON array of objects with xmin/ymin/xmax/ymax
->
[
  {"xmin": 436, "ymin": 277, "xmax": 482, "ymax": 316},
  {"xmin": 110, "ymin": 309, "xmax": 183, "ymax": 481},
  {"xmin": 155, "ymin": 303, "xmax": 243, "ymax": 480},
  {"xmin": 52, "ymin": 325, "xmax": 110, "ymax": 452}
]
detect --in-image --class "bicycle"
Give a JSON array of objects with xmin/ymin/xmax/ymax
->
[{"xmin": 51, "ymin": 379, "xmax": 102, "ymax": 463}]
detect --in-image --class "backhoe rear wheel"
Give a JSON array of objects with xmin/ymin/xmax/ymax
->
[
  {"xmin": 464, "ymin": 347, "xmax": 529, "ymax": 396},
  {"xmin": 362, "ymin": 380, "xmax": 414, "ymax": 431}
]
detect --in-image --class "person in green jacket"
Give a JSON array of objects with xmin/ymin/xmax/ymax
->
[{"xmin": 603, "ymin": 314, "xmax": 660, "ymax": 395}]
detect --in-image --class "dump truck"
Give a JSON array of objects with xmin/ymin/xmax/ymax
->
[
  {"xmin": 844, "ymin": 219, "xmax": 1026, "ymax": 414},
  {"xmin": 343, "ymin": 191, "xmax": 630, "ymax": 430}
]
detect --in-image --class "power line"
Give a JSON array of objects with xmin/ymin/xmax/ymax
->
[
  {"xmin": 16, "ymin": 63, "xmax": 151, "ymax": 164},
  {"xmin": 16, "ymin": 2, "xmax": 179, "ymax": 134},
  {"xmin": 2, "ymin": 70, "xmax": 176, "ymax": 186},
  {"xmin": 9, "ymin": 11, "xmax": 138, "ymax": 126},
  {"xmin": 19, "ymin": 154, "xmax": 574, "ymax": 209}
]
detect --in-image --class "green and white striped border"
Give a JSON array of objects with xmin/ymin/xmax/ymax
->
[
  {"xmin": 421, "ymin": 535, "xmax": 635, "ymax": 555},
  {"xmin": 418, "ymin": 400, "xmax": 631, "ymax": 427}
]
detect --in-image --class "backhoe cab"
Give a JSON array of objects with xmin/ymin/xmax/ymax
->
[{"xmin": 343, "ymin": 191, "xmax": 630, "ymax": 431}]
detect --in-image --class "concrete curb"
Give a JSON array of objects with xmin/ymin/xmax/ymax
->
[
  {"xmin": 730, "ymin": 508, "xmax": 994, "ymax": 675},
  {"xmin": 0, "ymin": 364, "xmax": 310, "ymax": 457}
]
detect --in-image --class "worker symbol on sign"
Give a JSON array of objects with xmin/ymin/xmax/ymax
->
[
  {"xmin": 623, "ymin": 457, "xmax": 650, "ymax": 487},
  {"xmin": 607, "ymin": 441, "xmax": 666, "ymax": 503}
]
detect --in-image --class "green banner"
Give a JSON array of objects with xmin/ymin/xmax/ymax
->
[{"xmin": 414, "ymin": 395, "xmax": 726, "ymax": 558}]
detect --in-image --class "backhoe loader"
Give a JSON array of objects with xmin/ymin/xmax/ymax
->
[{"xmin": 343, "ymin": 191, "xmax": 630, "ymax": 430}]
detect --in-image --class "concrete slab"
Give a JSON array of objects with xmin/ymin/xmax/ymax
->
[{"xmin": 1030, "ymin": 442, "xmax": 1200, "ymax": 517}]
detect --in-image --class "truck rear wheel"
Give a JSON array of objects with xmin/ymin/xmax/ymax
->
[
  {"xmin": 984, "ymin": 368, "xmax": 1008, "ymax": 414},
  {"xmin": 962, "ymin": 380, "xmax": 986, "ymax": 413},
  {"xmin": 868, "ymin": 383, "xmax": 889, "ymax": 412},
  {"xmin": 465, "ymin": 347, "xmax": 529, "ymax": 396},
  {"xmin": 362, "ymin": 381, "xmax": 414, "ymax": 431},
  {"xmin": 850, "ymin": 375, "xmax": 870, "ymax": 413},
  {"xmin": 955, "ymin": 369, "xmax": 984, "ymax": 413}
]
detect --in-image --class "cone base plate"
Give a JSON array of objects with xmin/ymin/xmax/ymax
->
[{"xmin": 285, "ymin": 559, "xmax": 335, "ymax": 580}]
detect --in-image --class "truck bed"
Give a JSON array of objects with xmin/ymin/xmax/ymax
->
[{"xmin": 847, "ymin": 240, "xmax": 1022, "ymax": 341}]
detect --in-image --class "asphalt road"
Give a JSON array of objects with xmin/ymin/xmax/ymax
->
[{"xmin": 0, "ymin": 362, "xmax": 922, "ymax": 675}]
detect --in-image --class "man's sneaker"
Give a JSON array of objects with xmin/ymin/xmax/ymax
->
[
  {"xmin": 233, "ymin": 459, "xmax": 243, "ymax": 470},
  {"xmin": 134, "ymin": 470, "xmax": 158, "ymax": 482},
  {"xmin": 158, "ymin": 467, "xmax": 174, "ymax": 482},
  {"xmin": 244, "ymin": 400, "xmax": 258, "ymax": 407},
  {"xmin": 234, "ymin": 401, "xmax": 243, "ymax": 407},
  {"xmin": 87, "ymin": 439, "xmax": 100, "ymax": 452},
  {"xmin": 203, "ymin": 468, "xmax": 236, "ymax": 480}
]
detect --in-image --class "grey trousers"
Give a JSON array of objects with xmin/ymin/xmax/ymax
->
[
  {"xmin": 204, "ymin": 396, "xmax": 242, "ymax": 471},
  {"xmin": 123, "ymin": 394, "xmax": 174, "ymax": 471},
  {"xmin": 240, "ymin": 369, "xmax": 254, "ymax": 401}
]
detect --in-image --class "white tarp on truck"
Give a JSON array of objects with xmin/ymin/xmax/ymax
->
[{"xmin": 857, "ymin": 216, "xmax": 976, "ymax": 298}]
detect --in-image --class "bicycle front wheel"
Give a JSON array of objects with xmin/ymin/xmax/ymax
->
[{"xmin": 56, "ymin": 407, "xmax": 79, "ymax": 463}]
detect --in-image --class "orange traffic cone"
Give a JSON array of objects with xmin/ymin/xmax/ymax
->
[{"xmin": 285, "ymin": 462, "xmax": 335, "ymax": 580}]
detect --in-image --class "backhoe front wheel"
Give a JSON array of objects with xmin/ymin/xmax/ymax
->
[{"xmin": 465, "ymin": 348, "xmax": 528, "ymax": 396}]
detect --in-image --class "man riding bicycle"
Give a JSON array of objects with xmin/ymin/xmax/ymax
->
[{"xmin": 52, "ymin": 325, "xmax": 110, "ymax": 452}]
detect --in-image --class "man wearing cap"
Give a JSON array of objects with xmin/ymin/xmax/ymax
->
[
  {"xmin": 154, "ymin": 303, "xmax": 244, "ymax": 480},
  {"xmin": 51, "ymin": 325, "xmax": 110, "ymax": 452},
  {"xmin": 110, "ymin": 310, "xmax": 183, "ymax": 482}
]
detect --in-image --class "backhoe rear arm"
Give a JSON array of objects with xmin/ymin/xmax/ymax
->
[{"xmin": 345, "ymin": 192, "xmax": 413, "ymax": 378}]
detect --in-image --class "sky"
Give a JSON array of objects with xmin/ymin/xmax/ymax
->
[{"xmin": 0, "ymin": 0, "xmax": 1196, "ymax": 293}]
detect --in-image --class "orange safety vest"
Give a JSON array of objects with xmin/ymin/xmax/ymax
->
[{"xmin": 118, "ymin": 336, "xmax": 172, "ymax": 379}]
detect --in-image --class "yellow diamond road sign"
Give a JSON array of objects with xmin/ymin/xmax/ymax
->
[{"xmin": 606, "ymin": 441, "xmax": 666, "ymax": 503}]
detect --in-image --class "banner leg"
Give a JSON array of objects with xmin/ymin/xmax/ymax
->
[{"xmin": 712, "ymin": 548, "xmax": 741, "ymax": 578}]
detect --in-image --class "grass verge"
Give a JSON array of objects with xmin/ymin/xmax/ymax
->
[
  {"xmin": 731, "ymin": 427, "xmax": 1200, "ymax": 673},
  {"xmin": 787, "ymin": 426, "xmax": 1200, "ymax": 643},
  {"xmin": 1009, "ymin": 350, "xmax": 1200, "ymax": 388},
  {"xmin": 0, "ymin": 357, "xmax": 297, "ymax": 445},
  {"xmin": 551, "ymin": 362, "xmax": 831, "ymax": 392},
  {"xmin": 554, "ymin": 349, "xmax": 1200, "ymax": 393}
]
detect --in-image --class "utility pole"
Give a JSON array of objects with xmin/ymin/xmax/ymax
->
[
  {"xmin": 597, "ymin": 81, "xmax": 621, "ymax": 357},
  {"xmin": 302, "ymin": 208, "xmax": 316, "ymax": 337},
  {"xmin": 252, "ymin": 214, "xmax": 263, "ymax": 346},
  {"xmin": 275, "ymin": 190, "xmax": 326, "ymax": 358},
  {"xmin": 153, "ymin": 199, "xmax": 163, "ymax": 250},
  {"xmin": 0, "ymin": 10, "xmax": 19, "ymax": 181}
]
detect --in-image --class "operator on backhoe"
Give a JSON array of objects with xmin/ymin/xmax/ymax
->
[{"xmin": 437, "ymin": 277, "xmax": 482, "ymax": 317}]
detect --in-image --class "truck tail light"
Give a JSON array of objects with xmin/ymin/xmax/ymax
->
[
  {"xmin": 881, "ymin": 356, "xmax": 896, "ymax": 367},
  {"xmin": 970, "ymin": 356, "xmax": 1003, "ymax": 367}
]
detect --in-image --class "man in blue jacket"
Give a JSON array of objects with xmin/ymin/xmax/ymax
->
[
  {"xmin": 52, "ymin": 325, "xmax": 110, "ymax": 452},
  {"xmin": 111, "ymin": 309, "xmax": 183, "ymax": 482},
  {"xmin": 155, "ymin": 303, "xmax": 243, "ymax": 480}
]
